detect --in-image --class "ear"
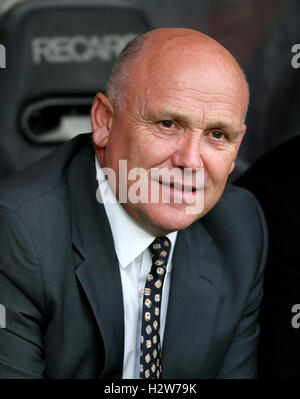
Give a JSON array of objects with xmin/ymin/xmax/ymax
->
[
  {"xmin": 91, "ymin": 92, "xmax": 114, "ymax": 151},
  {"xmin": 229, "ymin": 123, "xmax": 246, "ymax": 174}
]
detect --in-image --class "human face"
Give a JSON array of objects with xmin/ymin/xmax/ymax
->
[{"xmin": 94, "ymin": 56, "xmax": 246, "ymax": 236}]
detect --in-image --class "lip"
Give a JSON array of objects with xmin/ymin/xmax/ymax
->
[
  {"xmin": 158, "ymin": 179, "xmax": 202, "ymax": 192},
  {"xmin": 153, "ymin": 180, "xmax": 203, "ymax": 204}
]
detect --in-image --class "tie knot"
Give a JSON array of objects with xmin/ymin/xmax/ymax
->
[{"xmin": 149, "ymin": 237, "xmax": 171, "ymax": 267}]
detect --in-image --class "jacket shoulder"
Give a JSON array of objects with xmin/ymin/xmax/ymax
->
[
  {"xmin": 201, "ymin": 183, "xmax": 268, "ymax": 250},
  {"xmin": 216, "ymin": 183, "xmax": 264, "ymax": 220},
  {"xmin": 0, "ymin": 134, "xmax": 92, "ymax": 211}
]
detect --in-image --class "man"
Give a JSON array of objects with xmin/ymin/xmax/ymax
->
[
  {"xmin": 236, "ymin": 135, "xmax": 300, "ymax": 378},
  {"xmin": 0, "ymin": 28, "xmax": 267, "ymax": 379}
]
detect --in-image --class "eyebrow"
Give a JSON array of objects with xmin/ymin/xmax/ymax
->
[
  {"xmin": 205, "ymin": 121, "xmax": 241, "ymax": 138},
  {"xmin": 146, "ymin": 111, "xmax": 241, "ymax": 137},
  {"xmin": 146, "ymin": 111, "xmax": 194, "ymax": 125}
]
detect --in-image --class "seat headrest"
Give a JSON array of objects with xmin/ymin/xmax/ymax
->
[
  {"xmin": 0, "ymin": 0, "xmax": 150, "ymax": 97},
  {"xmin": 0, "ymin": 0, "xmax": 151, "ymax": 168}
]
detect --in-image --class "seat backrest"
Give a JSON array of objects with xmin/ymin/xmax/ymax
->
[
  {"xmin": 0, "ymin": 0, "xmax": 150, "ymax": 170},
  {"xmin": 0, "ymin": 145, "xmax": 15, "ymax": 179}
]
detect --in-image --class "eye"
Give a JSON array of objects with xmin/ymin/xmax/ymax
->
[
  {"xmin": 155, "ymin": 119, "xmax": 184, "ymax": 137},
  {"xmin": 211, "ymin": 130, "xmax": 225, "ymax": 139},
  {"xmin": 160, "ymin": 120, "xmax": 174, "ymax": 128}
]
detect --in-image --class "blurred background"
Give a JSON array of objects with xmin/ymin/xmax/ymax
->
[{"xmin": 0, "ymin": 0, "xmax": 299, "ymax": 181}]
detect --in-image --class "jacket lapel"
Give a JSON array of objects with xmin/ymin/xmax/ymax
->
[
  {"xmin": 161, "ymin": 220, "xmax": 223, "ymax": 378},
  {"xmin": 67, "ymin": 136, "xmax": 124, "ymax": 378}
]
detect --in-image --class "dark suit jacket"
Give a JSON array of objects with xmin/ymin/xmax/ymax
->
[
  {"xmin": 0, "ymin": 134, "xmax": 268, "ymax": 379},
  {"xmin": 236, "ymin": 135, "xmax": 300, "ymax": 378}
]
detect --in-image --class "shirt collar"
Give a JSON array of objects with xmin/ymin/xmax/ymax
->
[{"xmin": 95, "ymin": 156, "xmax": 177, "ymax": 268}]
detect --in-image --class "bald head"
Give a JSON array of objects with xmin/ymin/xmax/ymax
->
[
  {"xmin": 106, "ymin": 28, "xmax": 249, "ymax": 119},
  {"xmin": 92, "ymin": 28, "xmax": 249, "ymax": 234}
]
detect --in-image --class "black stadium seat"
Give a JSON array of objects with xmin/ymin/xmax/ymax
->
[
  {"xmin": 0, "ymin": 0, "xmax": 151, "ymax": 172},
  {"xmin": 0, "ymin": 145, "xmax": 14, "ymax": 179}
]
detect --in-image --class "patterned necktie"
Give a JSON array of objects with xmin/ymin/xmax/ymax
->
[{"xmin": 140, "ymin": 236, "xmax": 171, "ymax": 379}]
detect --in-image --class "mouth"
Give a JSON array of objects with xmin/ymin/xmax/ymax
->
[
  {"xmin": 148, "ymin": 177, "xmax": 204, "ymax": 208},
  {"xmin": 158, "ymin": 179, "xmax": 200, "ymax": 193}
]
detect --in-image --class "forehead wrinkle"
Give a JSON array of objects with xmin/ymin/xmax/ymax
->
[
  {"xmin": 138, "ymin": 79, "xmax": 242, "ymax": 106},
  {"xmin": 140, "ymin": 75, "xmax": 240, "ymax": 94},
  {"xmin": 129, "ymin": 72, "xmax": 245, "ymax": 128},
  {"xmin": 144, "ymin": 93, "xmax": 240, "ymax": 122},
  {"xmin": 123, "ymin": 29, "xmax": 248, "ymax": 116},
  {"xmin": 176, "ymin": 92, "xmax": 240, "ymax": 110},
  {"xmin": 138, "ymin": 85, "xmax": 240, "ymax": 113}
]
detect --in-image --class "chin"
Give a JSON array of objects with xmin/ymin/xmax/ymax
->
[{"xmin": 139, "ymin": 204, "xmax": 202, "ymax": 235}]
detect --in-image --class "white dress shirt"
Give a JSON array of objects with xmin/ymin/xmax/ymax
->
[{"xmin": 95, "ymin": 156, "xmax": 177, "ymax": 379}]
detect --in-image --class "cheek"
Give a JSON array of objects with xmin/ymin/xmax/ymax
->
[
  {"xmin": 204, "ymin": 150, "xmax": 235, "ymax": 182},
  {"xmin": 132, "ymin": 130, "xmax": 177, "ymax": 168},
  {"xmin": 105, "ymin": 127, "xmax": 133, "ymax": 166},
  {"xmin": 104, "ymin": 141, "xmax": 122, "ymax": 169}
]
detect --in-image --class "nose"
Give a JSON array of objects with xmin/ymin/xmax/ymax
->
[{"xmin": 172, "ymin": 131, "xmax": 204, "ymax": 170}]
